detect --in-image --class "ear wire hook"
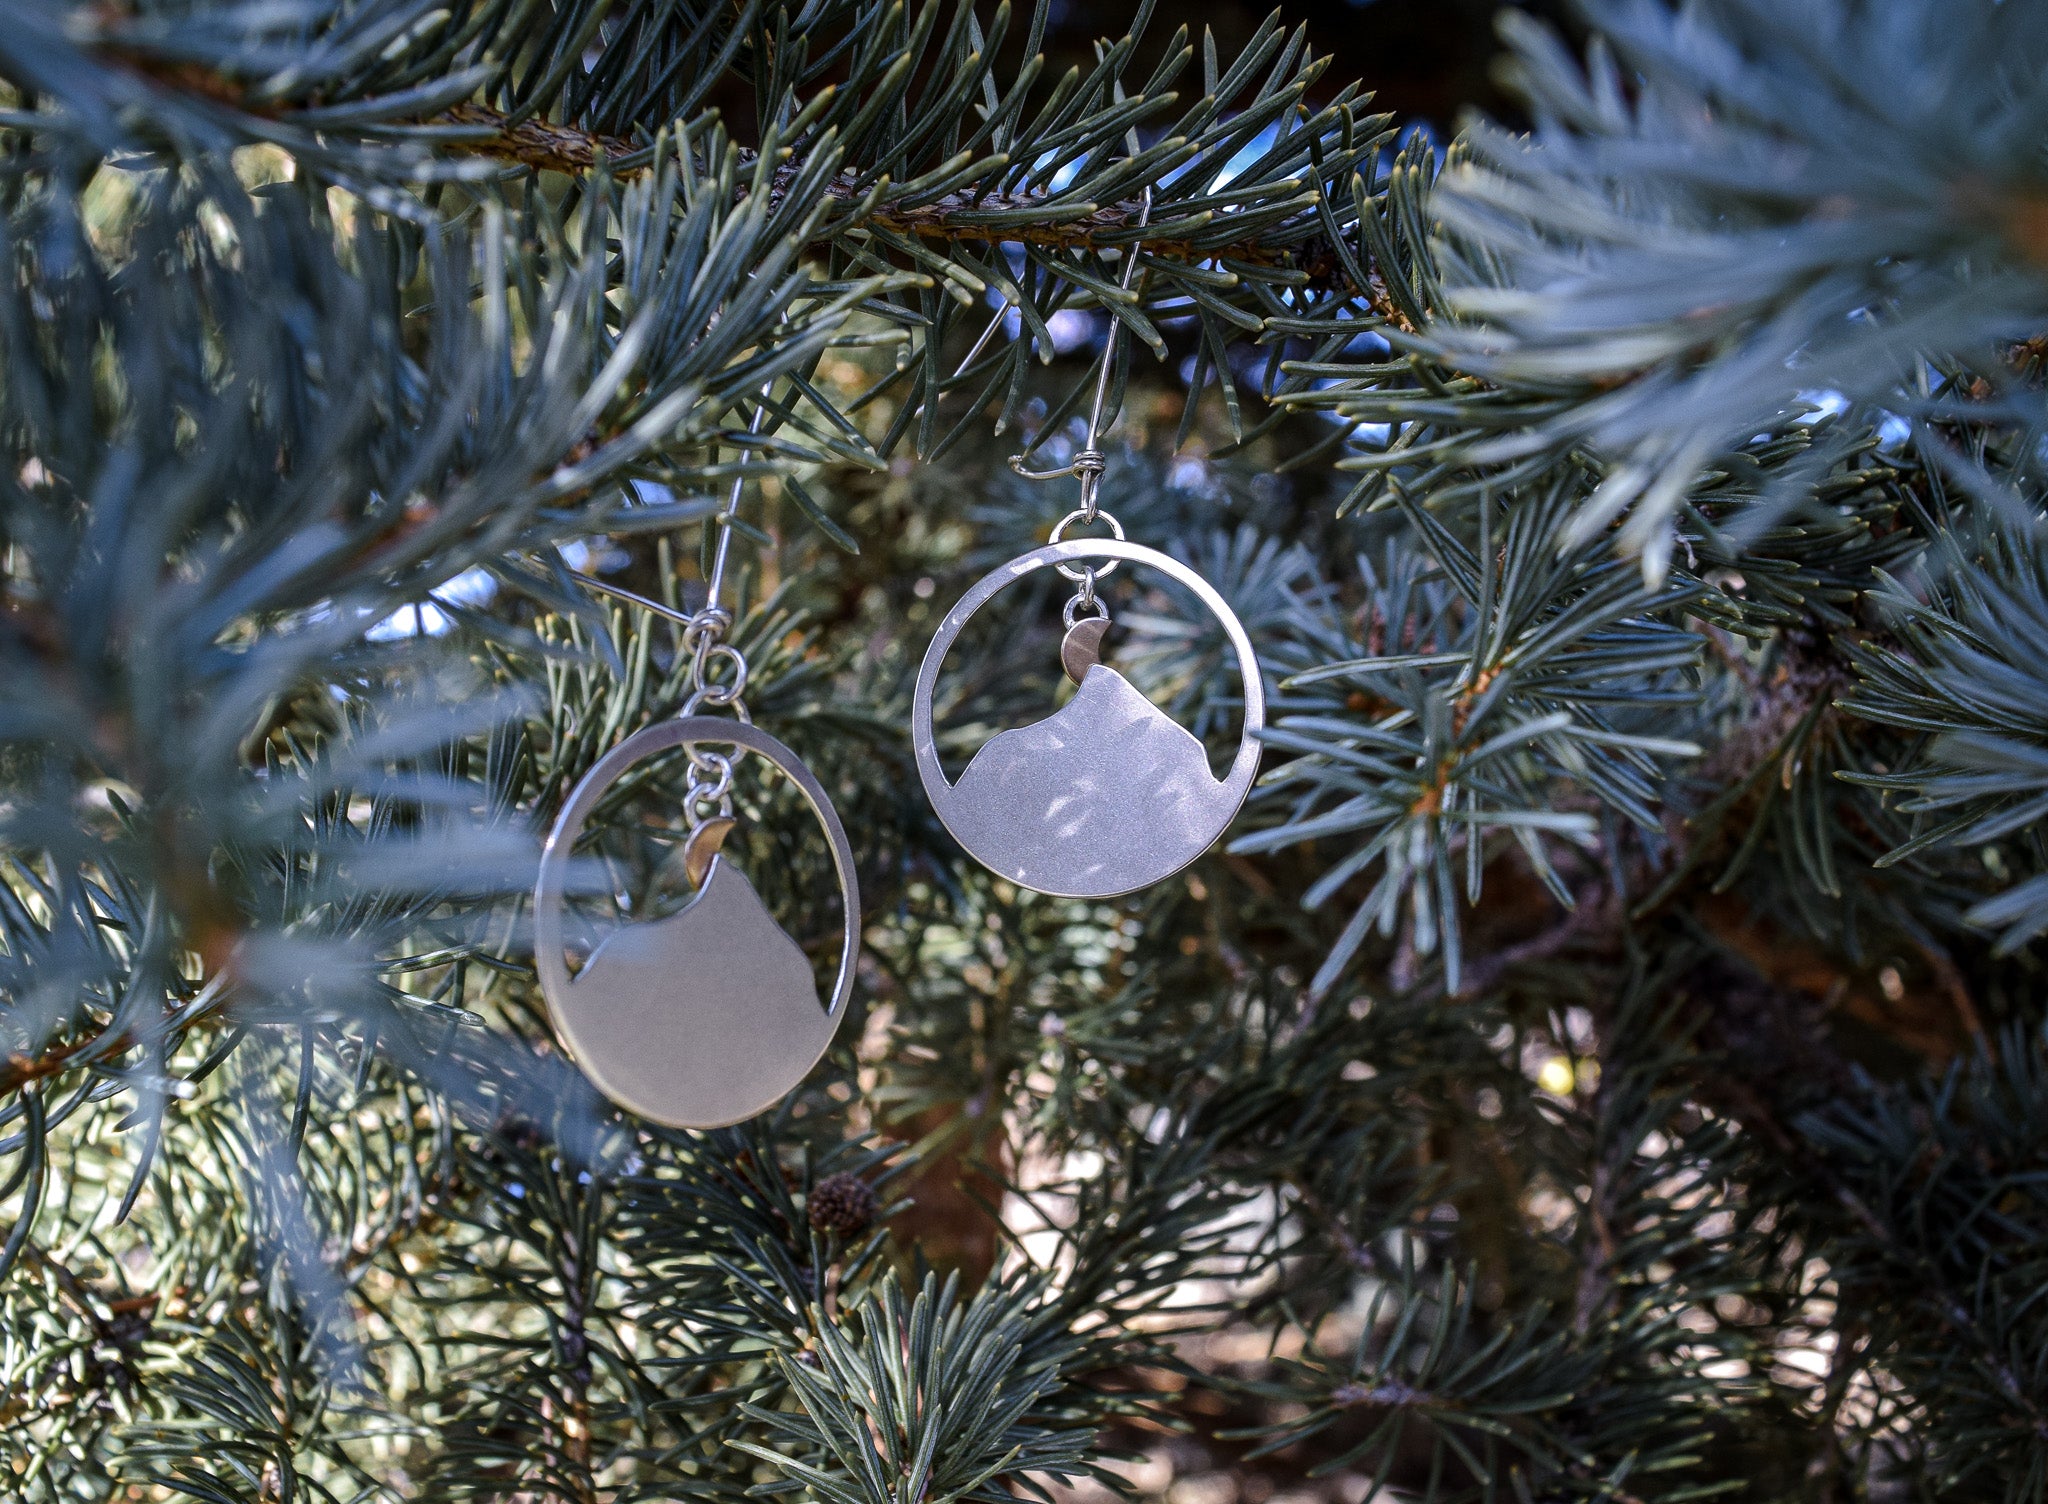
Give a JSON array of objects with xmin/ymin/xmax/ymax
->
[
  {"xmin": 562, "ymin": 380, "xmax": 775, "ymax": 720},
  {"xmin": 563, "ymin": 572, "xmax": 694, "ymax": 628},
  {"xmin": 1007, "ymin": 181, "xmax": 1154, "ymax": 524}
]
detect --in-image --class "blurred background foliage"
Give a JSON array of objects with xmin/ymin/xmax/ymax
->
[{"xmin": 4, "ymin": 1, "xmax": 2048, "ymax": 1502}]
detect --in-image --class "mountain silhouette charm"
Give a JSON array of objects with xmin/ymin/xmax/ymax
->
[
  {"xmin": 911, "ymin": 539, "xmax": 1266, "ymax": 899},
  {"xmin": 934, "ymin": 664, "xmax": 1238, "ymax": 896},
  {"xmin": 551, "ymin": 857, "xmax": 834, "ymax": 1128}
]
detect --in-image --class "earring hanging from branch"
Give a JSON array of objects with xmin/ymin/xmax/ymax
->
[
  {"xmin": 909, "ymin": 185, "xmax": 1266, "ymax": 900},
  {"xmin": 534, "ymin": 395, "xmax": 860, "ymax": 1128}
]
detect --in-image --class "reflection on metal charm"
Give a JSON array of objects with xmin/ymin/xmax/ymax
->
[
  {"xmin": 913, "ymin": 540, "xmax": 1264, "ymax": 898},
  {"xmin": 680, "ymin": 815, "xmax": 737, "ymax": 889},
  {"xmin": 1060, "ymin": 615, "xmax": 1111, "ymax": 685},
  {"xmin": 533, "ymin": 718, "xmax": 860, "ymax": 1129}
]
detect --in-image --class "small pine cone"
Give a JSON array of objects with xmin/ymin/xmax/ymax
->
[{"xmin": 806, "ymin": 1171, "xmax": 880, "ymax": 1238}]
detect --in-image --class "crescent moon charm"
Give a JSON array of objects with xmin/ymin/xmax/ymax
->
[
  {"xmin": 1061, "ymin": 615, "xmax": 1112, "ymax": 684},
  {"xmin": 533, "ymin": 718, "xmax": 860, "ymax": 1129},
  {"xmin": 913, "ymin": 540, "xmax": 1264, "ymax": 899}
]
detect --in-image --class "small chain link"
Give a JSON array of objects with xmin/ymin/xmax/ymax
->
[
  {"xmin": 1050, "ymin": 508, "xmax": 1122, "ymax": 621},
  {"xmin": 687, "ymin": 638, "xmax": 748, "ymax": 704},
  {"xmin": 1063, "ymin": 574, "xmax": 1110, "ymax": 630},
  {"xmin": 684, "ymin": 749, "xmax": 736, "ymax": 827},
  {"xmin": 1049, "ymin": 506, "xmax": 1125, "ymax": 598}
]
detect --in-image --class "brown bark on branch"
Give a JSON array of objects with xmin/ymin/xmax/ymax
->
[
  {"xmin": 436, "ymin": 104, "xmax": 1402, "ymax": 317},
  {"xmin": 92, "ymin": 49, "xmax": 1408, "ymax": 321}
]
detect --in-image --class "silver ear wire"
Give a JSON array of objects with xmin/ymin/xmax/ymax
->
[
  {"xmin": 1006, "ymin": 182, "xmax": 1153, "ymax": 528},
  {"xmin": 1003, "ymin": 185, "xmax": 1153, "ymax": 628},
  {"xmin": 563, "ymin": 379, "xmax": 775, "ymax": 722}
]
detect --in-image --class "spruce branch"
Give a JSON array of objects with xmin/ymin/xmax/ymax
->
[
  {"xmin": 7, "ymin": 2, "xmax": 2048, "ymax": 1499},
  {"xmin": 68, "ymin": 31, "xmax": 1396, "ymax": 306}
]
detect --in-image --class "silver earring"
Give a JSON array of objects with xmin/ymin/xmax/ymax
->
[
  {"xmin": 909, "ymin": 189, "xmax": 1264, "ymax": 899},
  {"xmin": 533, "ymin": 459, "xmax": 858, "ymax": 1128}
]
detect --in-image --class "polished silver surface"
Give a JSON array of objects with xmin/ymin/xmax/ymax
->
[
  {"xmin": 533, "ymin": 718, "xmax": 859, "ymax": 1129},
  {"xmin": 913, "ymin": 540, "xmax": 1264, "ymax": 898}
]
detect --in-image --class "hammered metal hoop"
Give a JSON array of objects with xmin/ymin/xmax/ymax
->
[
  {"xmin": 533, "ymin": 717, "xmax": 860, "ymax": 1126},
  {"xmin": 912, "ymin": 539, "xmax": 1265, "ymax": 898}
]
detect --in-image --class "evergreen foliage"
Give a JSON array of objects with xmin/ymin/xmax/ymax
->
[{"xmin": 3, "ymin": 1, "xmax": 2046, "ymax": 1500}]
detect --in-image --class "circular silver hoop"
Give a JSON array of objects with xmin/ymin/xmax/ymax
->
[
  {"xmin": 1049, "ymin": 509, "xmax": 1125, "ymax": 581},
  {"xmin": 533, "ymin": 717, "xmax": 860, "ymax": 1125},
  {"xmin": 913, "ymin": 540, "xmax": 1265, "ymax": 898}
]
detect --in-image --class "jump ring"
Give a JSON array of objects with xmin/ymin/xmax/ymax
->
[
  {"xmin": 1050, "ymin": 508, "xmax": 1124, "ymax": 582},
  {"xmin": 690, "ymin": 641, "xmax": 749, "ymax": 701},
  {"xmin": 680, "ymin": 688, "xmax": 754, "ymax": 721},
  {"xmin": 686, "ymin": 751, "xmax": 733, "ymax": 808},
  {"xmin": 1063, "ymin": 592, "xmax": 1111, "ymax": 630},
  {"xmin": 686, "ymin": 785, "xmax": 735, "ymax": 827}
]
